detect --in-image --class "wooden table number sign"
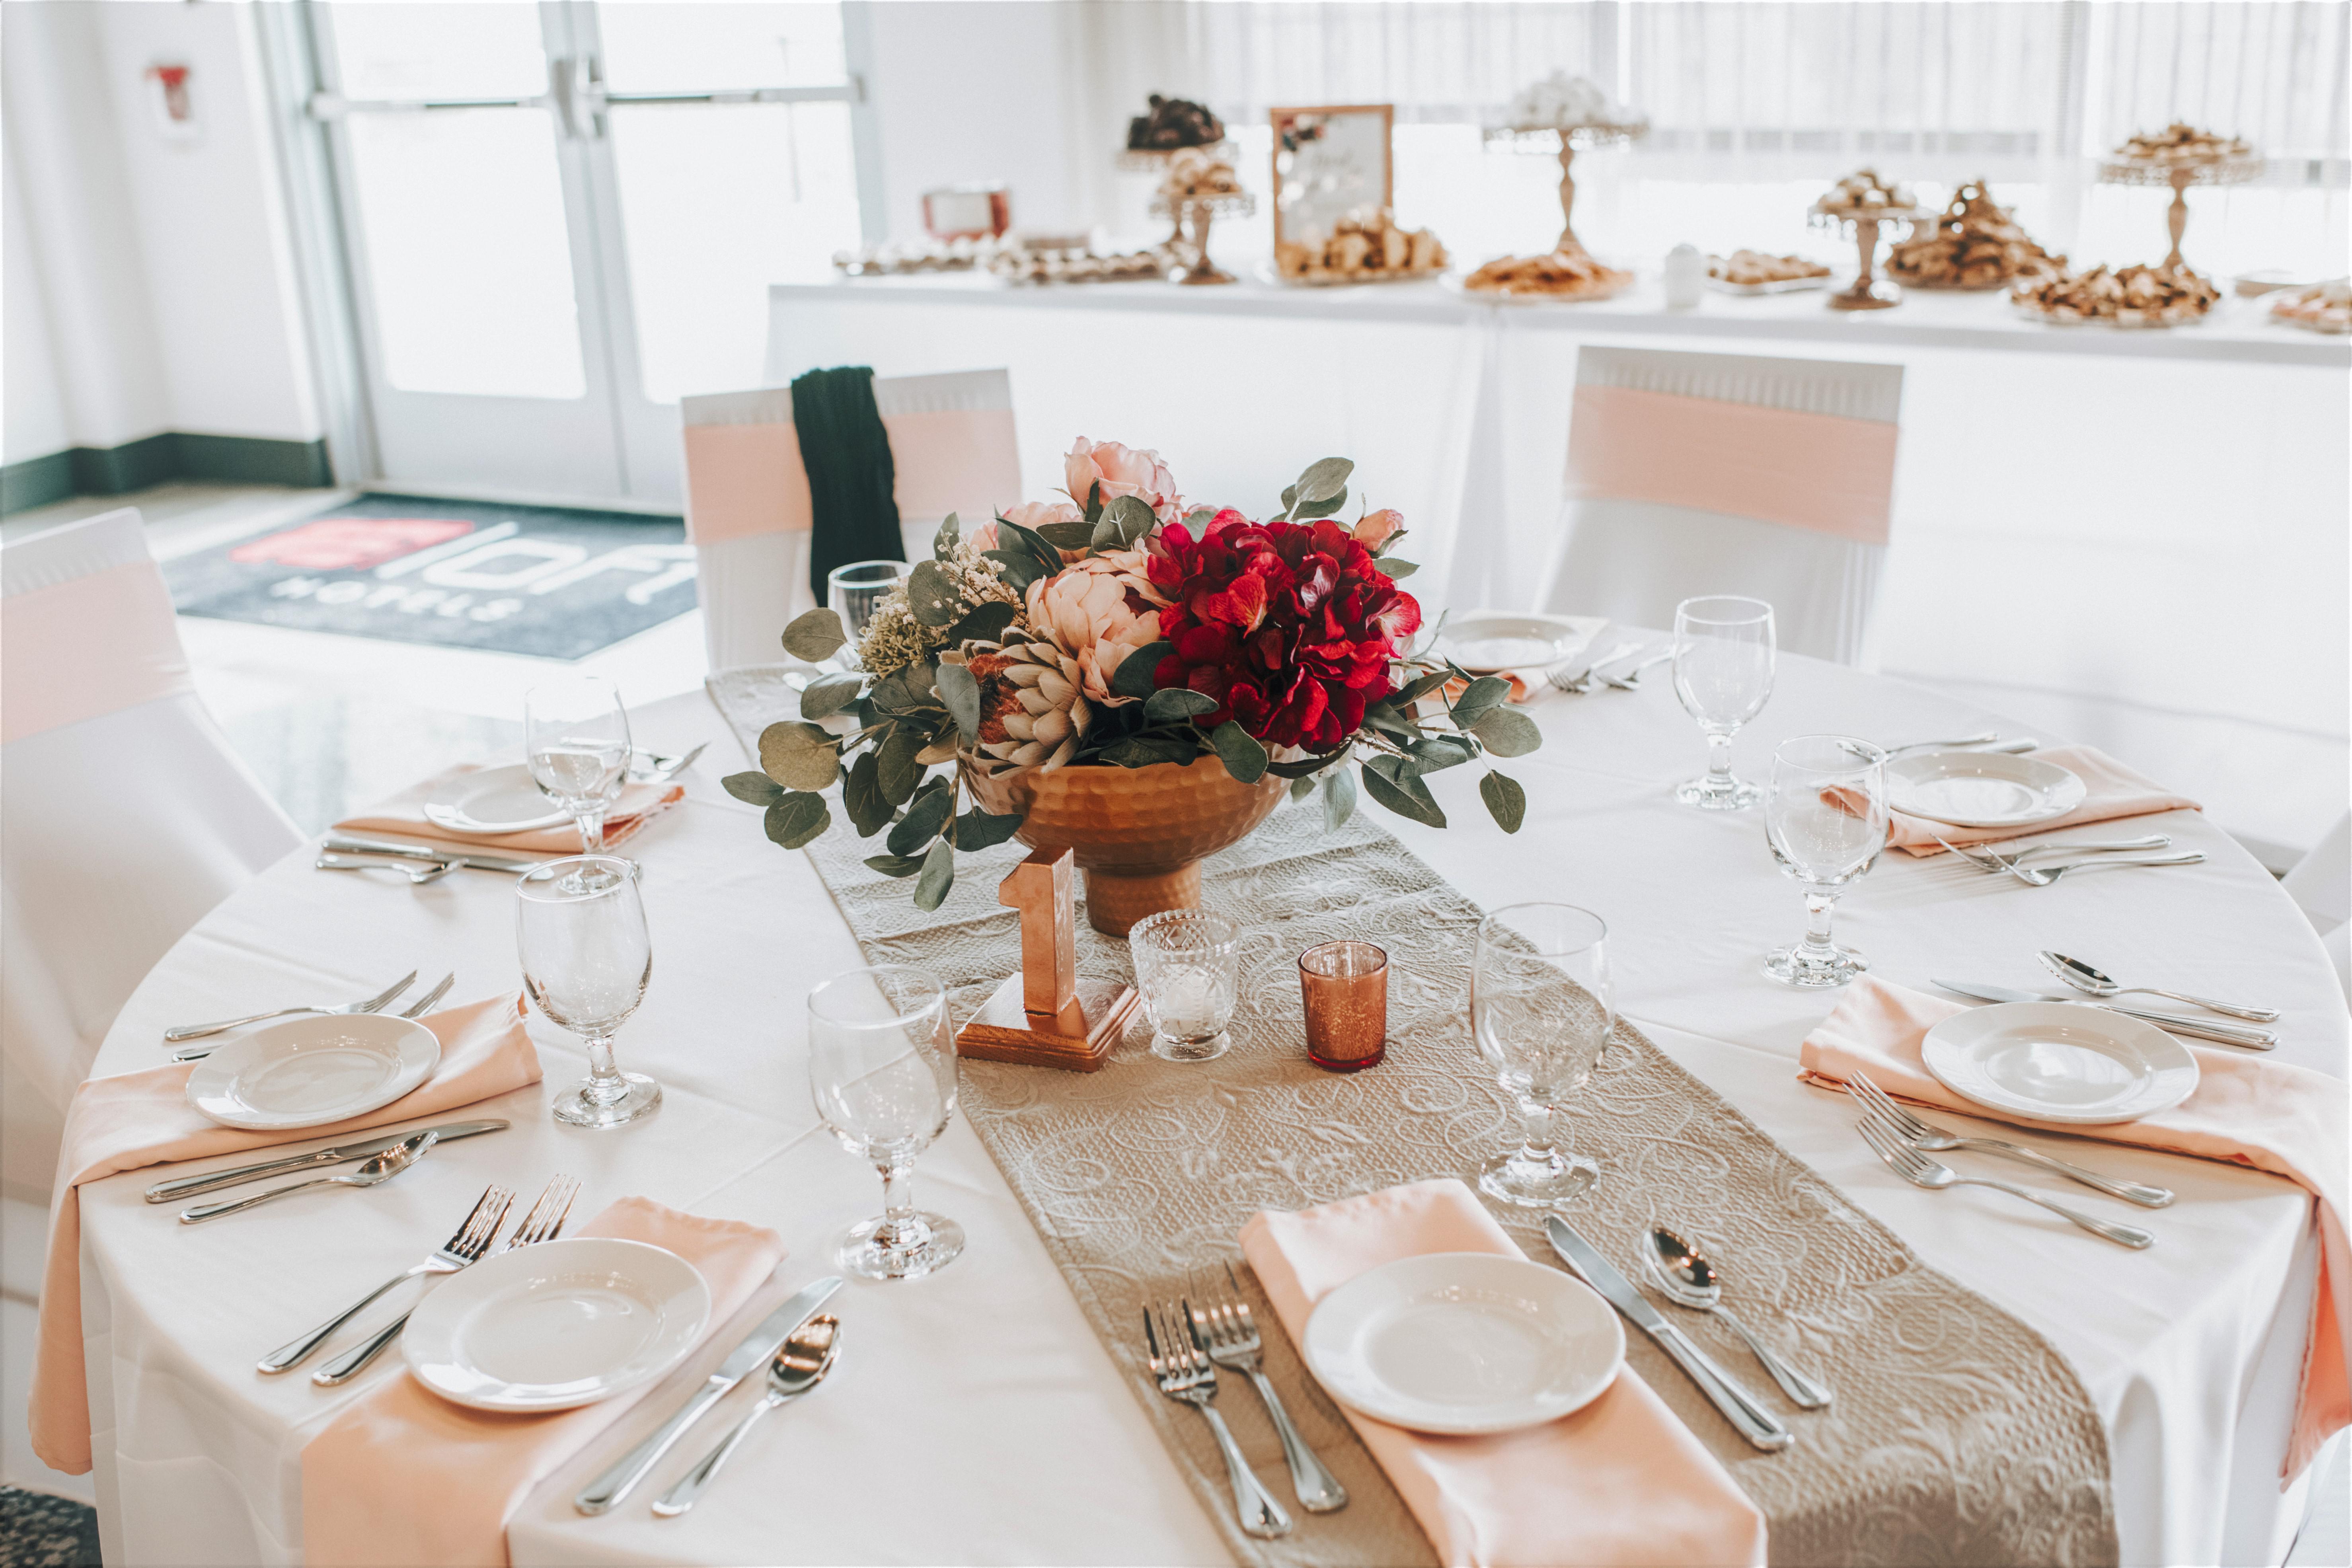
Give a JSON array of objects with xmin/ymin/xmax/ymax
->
[{"xmin": 954, "ymin": 848, "xmax": 1140, "ymax": 1070}]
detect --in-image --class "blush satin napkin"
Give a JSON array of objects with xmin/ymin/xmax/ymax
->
[
  {"xmin": 333, "ymin": 762, "xmax": 683, "ymax": 857},
  {"xmin": 301, "ymin": 1198, "xmax": 785, "ymax": 1568},
  {"xmin": 27, "ymin": 995, "xmax": 542, "ymax": 1475},
  {"xmin": 1845, "ymin": 744, "xmax": 2200, "ymax": 857},
  {"xmin": 1800, "ymin": 976, "xmax": 2350, "ymax": 1480},
  {"xmin": 1240, "ymin": 1179, "xmax": 1768, "ymax": 1568}
]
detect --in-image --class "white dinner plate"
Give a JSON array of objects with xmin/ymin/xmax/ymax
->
[
  {"xmin": 1921, "ymin": 1002, "xmax": 2200, "ymax": 1125},
  {"xmin": 1302, "ymin": 1252, "xmax": 1624, "ymax": 1434},
  {"xmin": 404, "ymin": 1238, "xmax": 711, "ymax": 1412},
  {"xmin": 424, "ymin": 763, "xmax": 567, "ymax": 834},
  {"xmin": 1431, "ymin": 611, "xmax": 1606, "ymax": 677},
  {"xmin": 1884, "ymin": 750, "xmax": 2087, "ymax": 828},
  {"xmin": 185, "ymin": 1013, "xmax": 440, "ymax": 1131}
]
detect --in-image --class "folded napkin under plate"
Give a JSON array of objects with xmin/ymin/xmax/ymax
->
[
  {"xmin": 302, "ymin": 1197, "xmax": 785, "ymax": 1568},
  {"xmin": 1866, "ymin": 744, "xmax": 2199, "ymax": 857},
  {"xmin": 333, "ymin": 762, "xmax": 684, "ymax": 859},
  {"xmin": 28, "ymin": 996, "xmax": 542, "ymax": 1476},
  {"xmin": 1240, "ymin": 1178, "xmax": 1767, "ymax": 1568},
  {"xmin": 1800, "ymin": 977, "xmax": 2349, "ymax": 1480}
]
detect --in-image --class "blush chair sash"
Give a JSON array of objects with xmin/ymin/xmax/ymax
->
[{"xmin": 1, "ymin": 512, "xmax": 196, "ymax": 744}]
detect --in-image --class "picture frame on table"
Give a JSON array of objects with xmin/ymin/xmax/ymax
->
[{"xmin": 1270, "ymin": 103, "xmax": 1395, "ymax": 248}]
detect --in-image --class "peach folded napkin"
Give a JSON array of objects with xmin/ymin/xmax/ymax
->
[
  {"xmin": 1800, "ymin": 976, "xmax": 2349, "ymax": 1481},
  {"xmin": 302, "ymin": 1197, "xmax": 785, "ymax": 1568},
  {"xmin": 333, "ymin": 761, "xmax": 683, "ymax": 857},
  {"xmin": 1239, "ymin": 1178, "xmax": 1767, "ymax": 1567},
  {"xmin": 1857, "ymin": 744, "xmax": 2200, "ymax": 856},
  {"xmin": 29, "ymin": 995, "xmax": 541, "ymax": 1475}
]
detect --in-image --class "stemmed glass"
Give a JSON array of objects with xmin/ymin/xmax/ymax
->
[
  {"xmin": 524, "ymin": 675, "xmax": 631, "ymax": 863},
  {"xmin": 1762, "ymin": 734, "xmax": 1889, "ymax": 987},
  {"xmin": 516, "ymin": 855, "xmax": 661, "ymax": 1128},
  {"xmin": 1671, "ymin": 596, "xmax": 1776, "ymax": 810},
  {"xmin": 826, "ymin": 559, "xmax": 909, "ymax": 651},
  {"xmin": 1471, "ymin": 903, "xmax": 1614, "ymax": 1206},
  {"xmin": 807, "ymin": 965, "xmax": 965, "ymax": 1281}
]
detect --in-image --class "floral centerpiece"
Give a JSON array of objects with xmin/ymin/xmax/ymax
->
[{"xmin": 724, "ymin": 439, "xmax": 1540, "ymax": 924}]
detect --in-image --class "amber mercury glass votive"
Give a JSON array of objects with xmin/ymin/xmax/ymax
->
[{"xmin": 1299, "ymin": 941, "xmax": 1389, "ymax": 1071}]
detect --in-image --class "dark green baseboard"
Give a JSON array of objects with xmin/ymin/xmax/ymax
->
[{"xmin": 2, "ymin": 432, "xmax": 333, "ymax": 515}]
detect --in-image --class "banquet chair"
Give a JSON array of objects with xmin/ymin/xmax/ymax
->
[
  {"xmin": 1535, "ymin": 346, "xmax": 1904, "ymax": 665},
  {"xmin": 2282, "ymin": 812, "xmax": 2351, "ymax": 1000},
  {"xmin": 0, "ymin": 509, "xmax": 302, "ymax": 1226},
  {"xmin": 682, "ymin": 367, "xmax": 1024, "ymax": 671}
]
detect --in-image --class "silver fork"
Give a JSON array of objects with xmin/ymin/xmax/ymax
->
[
  {"xmin": 164, "ymin": 970, "xmax": 418, "ymax": 1044},
  {"xmin": 1930, "ymin": 832, "xmax": 2173, "ymax": 872},
  {"xmin": 312, "ymin": 1174, "xmax": 579, "ymax": 1385},
  {"xmin": 170, "ymin": 972, "xmax": 454, "ymax": 1063},
  {"xmin": 2005, "ymin": 853, "xmax": 2205, "ymax": 886},
  {"xmin": 257, "ymin": 1183, "xmax": 514, "ymax": 1373},
  {"xmin": 1546, "ymin": 641, "xmax": 1641, "ymax": 695},
  {"xmin": 1595, "ymin": 649, "xmax": 1672, "ymax": 689},
  {"xmin": 1847, "ymin": 1072, "xmax": 2172, "ymax": 1208},
  {"xmin": 316, "ymin": 852, "xmax": 457, "ymax": 884},
  {"xmin": 1190, "ymin": 1268, "xmax": 1346, "ymax": 1513},
  {"xmin": 629, "ymin": 741, "xmax": 709, "ymax": 783},
  {"xmin": 1855, "ymin": 1117, "xmax": 2154, "ymax": 1249},
  {"xmin": 1144, "ymin": 1301, "xmax": 1291, "ymax": 1539}
]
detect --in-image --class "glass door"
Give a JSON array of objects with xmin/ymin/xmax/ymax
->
[{"xmin": 304, "ymin": 1, "xmax": 866, "ymax": 505}]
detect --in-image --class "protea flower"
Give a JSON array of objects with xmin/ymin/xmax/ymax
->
[
  {"xmin": 968, "ymin": 637, "xmax": 1090, "ymax": 770},
  {"xmin": 1024, "ymin": 550, "xmax": 1166, "ymax": 706}
]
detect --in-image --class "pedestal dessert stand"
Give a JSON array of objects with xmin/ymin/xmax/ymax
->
[
  {"xmin": 1148, "ymin": 189, "xmax": 1256, "ymax": 285},
  {"xmin": 1119, "ymin": 142, "xmax": 1235, "ymax": 247},
  {"xmin": 1809, "ymin": 200, "xmax": 1924, "ymax": 311},
  {"xmin": 2100, "ymin": 149, "xmax": 2264, "ymax": 272},
  {"xmin": 1483, "ymin": 119, "xmax": 1647, "ymax": 255}
]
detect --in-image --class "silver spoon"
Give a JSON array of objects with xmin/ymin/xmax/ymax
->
[
  {"xmin": 2038, "ymin": 951, "xmax": 2280, "ymax": 1022},
  {"xmin": 652, "ymin": 1315, "xmax": 842, "ymax": 1517},
  {"xmin": 1645, "ymin": 1227, "xmax": 1832, "ymax": 1409},
  {"xmin": 179, "ymin": 1132, "xmax": 436, "ymax": 1223}
]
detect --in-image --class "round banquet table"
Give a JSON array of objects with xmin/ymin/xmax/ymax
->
[{"xmin": 74, "ymin": 648, "xmax": 2347, "ymax": 1568}]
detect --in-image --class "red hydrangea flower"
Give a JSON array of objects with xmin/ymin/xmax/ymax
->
[{"xmin": 1148, "ymin": 510, "xmax": 1422, "ymax": 750}]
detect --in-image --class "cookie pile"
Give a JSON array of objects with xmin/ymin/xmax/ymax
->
[
  {"xmin": 2112, "ymin": 122, "xmax": 2255, "ymax": 167},
  {"xmin": 1275, "ymin": 210, "xmax": 1447, "ymax": 283},
  {"xmin": 987, "ymin": 244, "xmax": 1165, "ymax": 286},
  {"xmin": 1887, "ymin": 181, "xmax": 2064, "ymax": 289},
  {"xmin": 2270, "ymin": 279, "xmax": 2352, "ymax": 334},
  {"xmin": 1462, "ymin": 247, "xmax": 1631, "ymax": 300},
  {"xmin": 1127, "ymin": 95, "xmax": 1224, "ymax": 152},
  {"xmin": 1159, "ymin": 148, "xmax": 1243, "ymax": 202},
  {"xmin": 2013, "ymin": 263, "xmax": 2220, "ymax": 327},
  {"xmin": 1812, "ymin": 169, "xmax": 1916, "ymax": 218},
  {"xmin": 1707, "ymin": 250, "xmax": 1830, "ymax": 286}
]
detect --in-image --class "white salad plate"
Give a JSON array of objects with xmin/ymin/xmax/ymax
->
[
  {"xmin": 1302, "ymin": 1252, "xmax": 1624, "ymax": 1434},
  {"xmin": 404, "ymin": 1238, "xmax": 711, "ymax": 1412},
  {"xmin": 1884, "ymin": 749, "xmax": 2087, "ymax": 828},
  {"xmin": 1921, "ymin": 1002, "xmax": 2200, "ymax": 1125},
  {"xmin": 185, "ymin": 1013, "xmax": 440, "ymax": 1131},
  {"xmin": 424, "ymin": 763, "xmax": 568, "ymax": 835},
  {"xmin": 1432, "ymin": 612, "xmax": 1606, "ymax": 678}
]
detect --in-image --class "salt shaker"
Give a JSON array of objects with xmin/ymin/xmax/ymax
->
[{"xmin": 1664, "ymin": 243, "xmax": 1705, "ymax": 309}]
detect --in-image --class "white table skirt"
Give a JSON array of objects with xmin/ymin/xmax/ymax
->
[{"xmin": 76, "ymin": 655, "xmax": 2348, "ymax": 1567}]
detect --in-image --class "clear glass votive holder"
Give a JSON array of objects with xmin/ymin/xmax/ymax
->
[
  {"xmin": 1130, "ymin": 908, "xmax": 1240, "ymax": 1062},
  {"xmin": 1299, "ymin": 941, "xmax": 1388, "ymax": 1072}
]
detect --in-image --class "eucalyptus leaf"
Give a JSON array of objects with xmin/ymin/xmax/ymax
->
[
  {"xmin": 932, "ymin": 512, "xmax": 960, "ymax": 561},
  {"xmin": 981, "ymin": 548, "xmax": 1044, "ymax": 595},
  {"xmin": 797, "ymin": 670, "xmax": 866, "ymax": 721},
  {"xmin": 1409, "ymin": 734, "xmax": 1478, "ymax": 774},
  {"xmin": 935, "ymin": 660, "xmax": 981, "ymax": 743},
  {"xmin": 758, "ymin": 721, "xmax": 840, "ymax": 792},
  {"xmin": 864, "ymin": 852, "xmax": 928, "ymax": 877},
  {"xmin": 1181, "ymin": 506, "xmax": 1218, "ymax": 531},
  {"xmin": 1379, "ymin": 558, "xmax": 1420, "ymax": 580},
  {"xmin": 1111, "ymin": 640, "xmax": 1175, "ymax": 700},
  {"xmin": 1361, "ymin": 756, "xmax": 1446, "ymax": 828},
  {"xmin": 913, "ymin": 840, "xmax": 956, "ymax": 911},
  {"xmin": 780, "ymin": 608, "xmax": 848, "ymax": 662},
  {"xmin": 1094, "ymin": 494, "xmax": 1156, "ymax": 550},
  {"xmin": 876, "ymin": 723, "xmax": 925, "ymax": 806},
  {"xmin": 1322, "ymin": 765, "xmax": 1359, "ymax": 831},
  {"xmin": 996, "ymin": 517, "xmax": 1062, "ymax": 576},
  {"xmin": 953, "ymin": 806, "xmax": 1024, "ymax": 850},
  {"xmin": 1394, "ymin": 668, "xmax": 1452, "ymax": 707},
  {"xmin": 943, "ymin": 600, "xmax": 1017, "ymax": 647},
  {"xmin": 763, "ymin": 792, "xmax": 830, "ymax": 849},
  {"xmin": 1294, "ymin": 456, "xmax": 1353, "ymax": 504},
  {"xmin": 1480, "ymin": 770, "xmax": 1527, "ymax": 833},
  {"xmin": 1210, "ymin": 721, "xmax": 1269, "ymax": 784},
  {"xmin": 844, "ymin": 750, "xmax": 890, "ymax": 836},
  {"xmin": 1471, "ymin": 705, "xmax": 1542, "ymax": 758},
  {"xmin": 721, "ymin": 771, "xmax": 787, "ymax": 808},
  {"xmin": 885, "ymin": 783, "xmax": 955, "ymax": 856},
  {"xmin": 915, "ymin": 736, "xmax": 961, "ymax": 765},
  {"xmin": 1366, "ymin": 705, "xmax": 1420, "ymax": 743},
  {"xmin": 1035, "ymin": 520, "xmax": 1096, "ymax": 550},
  {"xmin": 1448, "ymin": 675, "xmax": 1512, "ymax": 730},
  {"xmin": 1292, "ymin": 489, "xmax": 1348, "ymax": 520},
  {"xmin": 1082, "ymin": 481, "xmax": 1103, "ymax": 523},
  {"xmin": 1278, "ymin": 483, "xmax": 1298, "ymax": 518},
  {"xmin": 1288, "ymin": 774, "xmax": 1317, "ymax": 802},
  {"xmin": 1101, "ymin": 734, "xmax": 1195, "ymax": 768},
  {"xmin": 1143, "ymin": 686, "xmax": 1216, "ymax": 724},
  {"xmin": 870, "ymin": 663, "xmax": 940, "ymax": 716},
  {"xmin": 905, "ymin": 559, "xmax": 961, "ymax": 627}
]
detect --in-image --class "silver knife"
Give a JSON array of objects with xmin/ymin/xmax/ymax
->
[
  {"xmin": 1931, "ymin": 979, "xmax": 2278, "ymax": 1050},
  {"xmin": 574, "ymin": 1274, "xmax": 845, "ymax": 1514},
  {"xmin": 1544, "ymin": 1216, "xmax": 1794, "ymax": 1451},
  {"xmin": 144, "ymin": 1120, "xmax": 512, "ymax": 1202},
  {"xmin": 322, "ymin": 836, "xmax": 549, "ymax": 874}
]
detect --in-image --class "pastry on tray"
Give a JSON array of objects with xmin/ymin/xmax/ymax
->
[
  {"xmin": 1461, "ymin": 246, "xmax": 1631, "ymax": 301},
  {"xmin": 1887, "ymin": 179, "xmax": 2065, "ymax": 289},
  {"xmin": 1707, "ymin": 250, "xmax": 1831, "ymax": 286},
  {"xmin": 987, "ymin": 243, "xmax": 1165, "ymax": 286},
  {"xmin": 1274, "ymin": 209, "xmax": 1447, "ymax": 284},
  {"xmin": 1812, "ymin": 168, "xmax": 1917, "ymax": 218},
  {"xmin": 2012, "ymin": 262, "xmax": 2220, "ymax": 327},
  {"xmin": 1158, "ymin": 147, "xmax": 1244, "ymax": 202},
  {"xmin": 1127, "ymin": 94, "xmax": 1225, "ymax": 152},
  {"xmin": 2112, "ymin": 122, "xmax": 2255, "ymax": 167},
  {"xmin": 2270, "ymin": 279, "xmax": 2352, "ymax": 334}
]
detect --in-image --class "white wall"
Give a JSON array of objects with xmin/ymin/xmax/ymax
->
[{"xmin": 2, "ymin": 142, "xmax": 71, "ymax": 465}]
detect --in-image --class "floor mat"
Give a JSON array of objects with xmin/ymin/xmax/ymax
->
[
  {"xmin": 0, "ymin": 1487, "xmax": 101, "ymax": 1568},
  {"xmin": 163, "ymin": 493, "xmax": 694, "ymax": 660}
]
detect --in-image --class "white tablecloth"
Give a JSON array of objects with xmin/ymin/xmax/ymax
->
[{"xmin": 75, "ymin": 655, "xmax": 2347, "ymax": 1567}]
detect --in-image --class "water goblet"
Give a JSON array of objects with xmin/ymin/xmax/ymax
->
[
  {"xmin": 826, "ymin": 559, "xmax": 910, "ymax": 656},
  {"xmin": 1762, "ymin": 734, "xmax": 1888, "ymax": 987},
  {"xmin": 1671, "ymin": 596, "xmax": 1776, "ymax": 810},
  {"xmin": 524, "ymin": 674, "xmax": 631, "ymax": 863},
  {"xmin": 1471, "ymin": 903, "xmax": 1613, "ymax": 1206},
  {"xmin": 1130, "ymin": 909, "xmax": 1240, "ymax": 1063},
  {"xmin": 807, "ymin": 965, "xmax": 965, "ymax": 1281},
  {"xmin": 516, "ymin": 855, "xmax": 661, "ymax": 1128}
]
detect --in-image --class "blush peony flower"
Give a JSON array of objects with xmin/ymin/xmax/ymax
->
[
  {"xmin": 961, "ymin": 518, "xmax": 1001, "ymax": 554},
  {"xmin": 1352, "ymin": 508, "xmax": 1404, "ymax": 549},
  {"xmin": 1065, "ymin": 438, "xmax": 1184, "ymax": 524},
  {"xmin": 1024, "ymin": 550, "xmax": 1165, "ymax": 705}
]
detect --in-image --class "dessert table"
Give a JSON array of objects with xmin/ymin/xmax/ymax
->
[{"xmin": 71, "ymin": 649, "xmax": 2346, "ymax": 1568}]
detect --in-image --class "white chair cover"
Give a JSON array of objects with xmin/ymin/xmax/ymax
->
[
  {"xmin": 1536, "ymin": 347, "xmax": 1904, "ymax": 665},
  {"xmin": 682, "ymin": 368, "xmax": 1022, "ymax": 671},
  {"xmin": 2284, "ymin": 813, "xmax": 2352, "ymax": 1001},
  {"xmin": 0, "ymin": 510, "xmax": 302, "ymax": 1215}
]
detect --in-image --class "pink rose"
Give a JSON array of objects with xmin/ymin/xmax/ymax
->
[
  {"xmin": 1065, "ymin": 437, "xmax": 1183, "ymax": 525},
  {"xmin": 1025, "ymin": 551, "xmax": 1164, "ymax": 704},
  {"xmin": 1353, "ymin": 508, "xmax": 1404, "ymax": 550}
]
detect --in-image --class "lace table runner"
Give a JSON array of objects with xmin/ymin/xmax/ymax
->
[{"xmin": 805, "ymin": 801, "xmax": 2118, "ymax": 1567}]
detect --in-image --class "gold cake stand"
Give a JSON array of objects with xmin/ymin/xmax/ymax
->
[
  {"xmin": 2100, "ymin": 150, "xmax": 2264, "ymax": 271},
  {"xmin": 1809, "ymin": 200, "xmax": 1925, "ymax": 311},
  {"xmin": 1148, "ymin": 188, "xmax": 1256, "ymax": 285},
  {"xmin": 1483, "ymin": 119, "xmax": 1648, "ymax": 255},
  {"xmin": 1119, "ymin": 141, "xmax": 1235, "ymax": 246}
]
